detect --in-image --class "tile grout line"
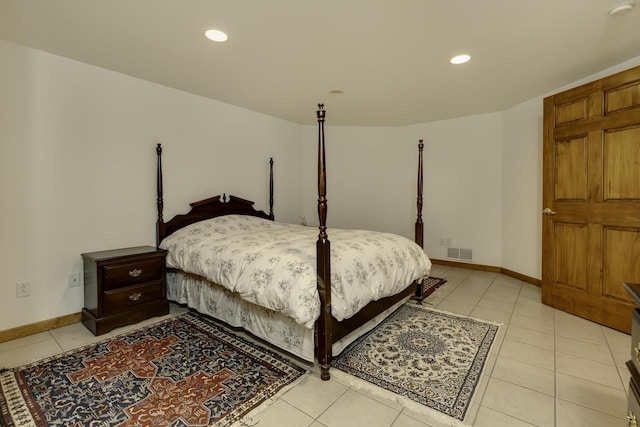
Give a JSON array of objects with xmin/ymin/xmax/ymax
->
[
  {"xmin": 310, "ymin": 382, "xmax": 351, "ymax": 425},
  {"xmin": 603, "ymin": 324, "xmax": 631, "ymax": 396},
  {"xmin": 553, "ymin": 309, "xmax": 626, "ymax": 425},
  {"xmin": 467, "ymin": 277, "xmax": 519, "ymax": 425}
]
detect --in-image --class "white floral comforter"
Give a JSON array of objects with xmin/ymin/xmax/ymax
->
[{"xmin": 160, "ymin": 215, "xmax": 431, "ymax": 328}]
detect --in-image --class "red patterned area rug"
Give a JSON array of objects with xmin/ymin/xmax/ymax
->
[
  {"xmin": 0, "ymin": 312, "xmax": 306, "ymax": 426},
  {"xmin": 330, "ymin": 304, "xmax": 500, "ymax": 427},
  {"xmin": 410, "ymin": 276, "xmax": 447, "ymax": 301}
]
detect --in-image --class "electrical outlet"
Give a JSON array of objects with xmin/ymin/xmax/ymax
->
[
  {"xmin": 16, "ymin": 281, "xmax": 30, "ymax": 298},
  {"xmin": 69, "ymin": 272, "xmax": 81, "ymax": 288}
]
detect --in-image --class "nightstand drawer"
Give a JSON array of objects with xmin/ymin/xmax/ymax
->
[
  {"xmin": 104, "ymin": 281, "xmax": 162, "ymax": 314},
  {"xmin": 103, "ymin": 259, "xmax": 163, "ymax": 290}
]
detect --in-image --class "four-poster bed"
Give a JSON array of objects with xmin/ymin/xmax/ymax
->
[{"xmin": 155, "ymin": 104, "xmax": 431, "ymax": 380}]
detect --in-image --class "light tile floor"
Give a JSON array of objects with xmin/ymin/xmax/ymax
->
[{"xmin": 0, "ymin": 265, "xmax": 631, "ymax": 426}]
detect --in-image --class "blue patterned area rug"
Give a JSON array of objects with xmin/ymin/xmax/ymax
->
[
  {"xmin": 330, "ymin": 304, "xmax": 500, "ymax": 427},
  {"xmin": 0, "ymin": 312, "xmax": 306, "ymax": 426}
]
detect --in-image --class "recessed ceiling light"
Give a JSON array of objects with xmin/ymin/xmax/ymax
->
[
  {"xmin": 205, "ymin": 29, "xmax": 228, "ymax": 42},
  {"xmin": 450, "ymin": 54, "xmax": 471, "ymax": 65},
  {"xmin": 609, "ymin": 3, "xmax": 633, "ymax": 16},
  {"xmin": 329, "ymin": 89, "xmax": 344, "ymax": 95}
]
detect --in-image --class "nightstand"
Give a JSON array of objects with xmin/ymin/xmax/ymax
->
[
  {"xmin": 81, "ymin": 246, "xmax": 169, "ymax": 335},
  {"xmin": 625, "ymin": 283, "xmax": 640, "ymax": 427}
]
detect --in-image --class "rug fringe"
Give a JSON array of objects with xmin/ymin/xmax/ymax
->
[{"xmin": 329, "ymin": 369, "xmax": 471, "ymax": 427}]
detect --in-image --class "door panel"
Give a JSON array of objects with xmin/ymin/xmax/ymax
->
[
  {"xmin": 603, "ymin": 227, "xmax": 640, "ymax": 302},
  {"xmin": 555, "ymin": 137, "xmax": 588, "ymax": 201},
  {"xmin": 553, "ymin": 223, "xmax": 588, "ymax": 290},
  {"xmin": 543, "ymin": 65, "xmax": 640, "ymax": 333},
  {"xmin": 603, "ymin": 126, "xmax": 640, "ymax": 200},
  {"xmin": 605, "ymin": 80, "xmax": 640, "ymax": 114},
  {"xmin": 555, "ymin": 98, "xmax": 588, "ymax": 125}
]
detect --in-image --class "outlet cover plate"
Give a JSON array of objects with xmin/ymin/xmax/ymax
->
[
  {"xmin": 16, "ymin": 281, "xmax": 30, "ymax": 298},
  {"xmin": 69, "ymin": 272, "xmax": 81, "ymax": 288}
]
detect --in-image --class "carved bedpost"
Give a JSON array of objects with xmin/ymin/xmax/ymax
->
[
  {"xmin": 156, "ymin": 143, "xmax": 164, "ymax": 248},
  {"xmin": 269, "ymin": 157, "xmax": 274, "ymax": 220},
  {"xmin": 415, "ymin": 139, "xmax": 424, "ymax": 248},
  {"xmin": 316, "ymin": 103, "xmax": 332, "ymax": 380},
  {"xmin": 415, "ymin": 140, "xmax": 425, "ymax": 304}
]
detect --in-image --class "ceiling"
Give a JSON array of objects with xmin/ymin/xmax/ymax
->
[{"xmin": 1, "ymin": 0, "xmax": 639, "ymax": 126}]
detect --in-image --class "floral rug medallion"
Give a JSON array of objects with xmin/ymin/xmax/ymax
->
[
  {"xmin": 0, "ymin": 312, "xmax": 306, "ymax": 427},
  {"xmin": 330, "ymin": 304, "xmax": 500, "ymax": 426}
]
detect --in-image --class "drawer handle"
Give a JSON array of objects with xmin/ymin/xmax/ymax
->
[
  {"xmin": 129, "ymin": 269, "xmax": 142, "ymax": 278},
  {"xmin": 129, "ymin": 292, "xmax": 142, "ymax": 301},
  {"xmin": 628, "ymin": 411, "xmax": 637, "ymax": 427}
]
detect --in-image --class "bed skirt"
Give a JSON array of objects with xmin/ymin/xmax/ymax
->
[{"xmin": 166, "ymin": 271, "xmax": 409, "ymax": 362}]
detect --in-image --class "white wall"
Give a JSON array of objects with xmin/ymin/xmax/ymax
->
[
  {"xmin": 405, "ymin": 114, "xmax": 503, "ymax": 267},
  {"xmin": 302, "ymin": 112, "xmax": 504, "ymax": 268},
  {"xmin": 501, "ymin": 99, "xmax": 543, "ymax": 278},
  {"xmin": 0, "ymin": 40, "xmax": 302, "ymax": 331},
  {"xmin": 301, "ymin": 125, "xmax": 417, "ymax": 236}
]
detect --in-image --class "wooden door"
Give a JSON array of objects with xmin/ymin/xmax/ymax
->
[{"xmin": 542, "ymin": 65, "xmax": 640, "ymax": 334}]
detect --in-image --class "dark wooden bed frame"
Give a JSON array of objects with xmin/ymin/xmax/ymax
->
[{"xmin": 155, "ymin": 104, "xmax": 425, "ymax": 380}]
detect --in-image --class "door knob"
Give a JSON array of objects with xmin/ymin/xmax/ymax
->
[{"xmin": 542, "ymin": 208, "xmax": 557, "ymax": 215}]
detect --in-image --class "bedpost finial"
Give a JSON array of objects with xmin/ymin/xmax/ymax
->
[
  {"xmin": 156, "ymin": 143, "xmax": 162, "ymax": 154},
  {"xmin": 317, "ymin": 104, "xmax": 326, "ymax": 121},
  {"xmin": 418, "ymin": 139, "xmax": 423, "ymax": 150}
]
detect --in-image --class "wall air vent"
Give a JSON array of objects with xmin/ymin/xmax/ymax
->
[
  {"xmin": 459, "ymin": 248, "xmax": 473, "ymax": 261},
  {"xmin": 447, "ymin": 247, "xmax": 473, "ymax": 261}
]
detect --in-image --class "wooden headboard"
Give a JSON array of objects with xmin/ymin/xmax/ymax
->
[{"xmin": 155, "ymin": 144, "xmax": 274, "ymax": 247}]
